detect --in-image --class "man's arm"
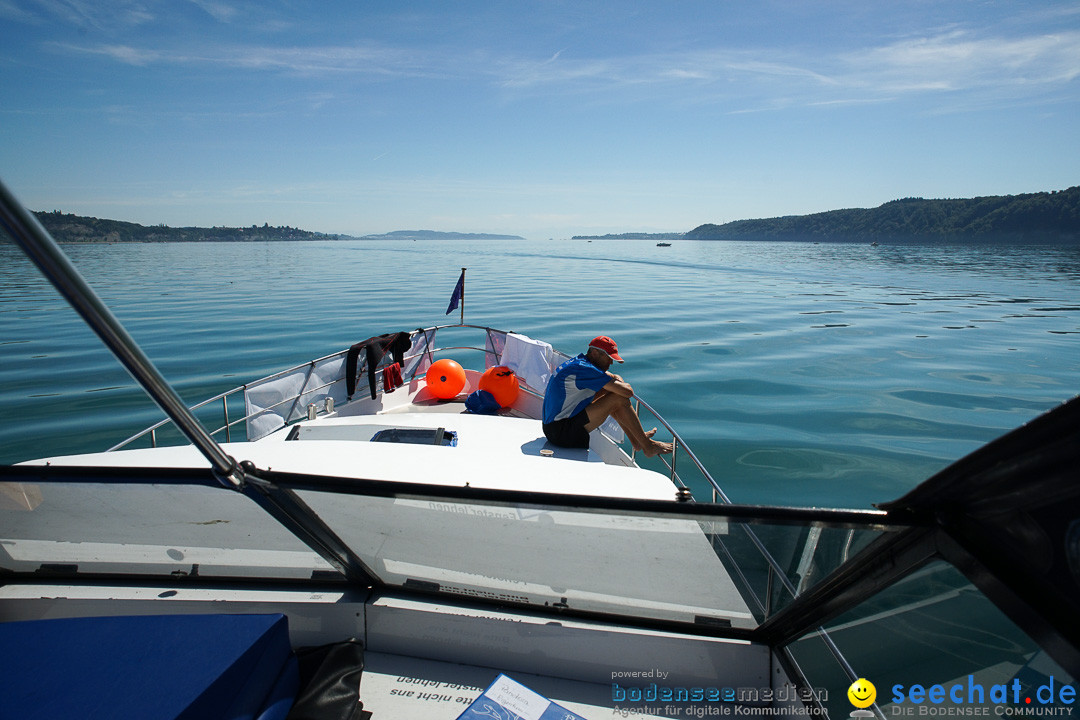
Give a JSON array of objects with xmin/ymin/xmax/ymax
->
[{"xmin": 602, "ymin": 373, "xmax": 634, "ymax": 398}]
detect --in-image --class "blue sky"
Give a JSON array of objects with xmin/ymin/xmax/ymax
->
[{"xmin": 1, "ymin": 1, "xmax": 1078, "ymax": 239}]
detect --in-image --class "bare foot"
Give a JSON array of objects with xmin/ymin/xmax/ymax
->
[
  {"xmin": 630, "ymin": 429, "xmax": 657, "ymax": 452},
  {"xmin": 642, "ymin": 439, "xmax": 674, "ymax": 457},
  {"xmin": 630, "ymin": 430, "xmax": 665, "ymax": 454}
]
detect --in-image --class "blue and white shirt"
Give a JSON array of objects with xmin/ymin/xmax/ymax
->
[{"xmin": 542, "ymin": 354, "xmax": 611, "ymax": 424}]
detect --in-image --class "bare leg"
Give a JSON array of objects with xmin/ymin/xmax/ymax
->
[{"xmin": 584, "ymin": 393, "xmax": 673, "ymax": 457}]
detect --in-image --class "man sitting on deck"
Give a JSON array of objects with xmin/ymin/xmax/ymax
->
[{"xmin": 542, "ymin": 336, "xmax": 673, "ymax": 458}]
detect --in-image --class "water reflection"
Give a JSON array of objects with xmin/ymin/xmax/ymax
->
[{"xmin": 871, "ymin": 243, "xmax": 1080, "ymax": 281}]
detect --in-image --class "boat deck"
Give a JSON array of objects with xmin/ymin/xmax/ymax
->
[{"xmin": 23, "ymin": 410, "xmax": 679, "ymax": 499}]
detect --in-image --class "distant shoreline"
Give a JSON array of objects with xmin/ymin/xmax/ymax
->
[
  {"xmin": 685, "ymin": 187, "xmax": 1079, "ymax": 244},
  {"xmin": 33, "ymin": 185, "xmax": 1079, "ymax": 244},
  {"xmin": 580, "ymin": 187, "xmax": 1080, "ymax": 244},
  {"xmin": 31, "ymin": 212, "xmax": 525, "ymax": 244}
]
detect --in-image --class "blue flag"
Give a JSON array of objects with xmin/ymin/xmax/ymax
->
[{"xmin": 445, "ymin": 269, "xmax": 464, "ymax": 315}]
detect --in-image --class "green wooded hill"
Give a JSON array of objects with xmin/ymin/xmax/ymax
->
[
  {"xmin": 32, "ymin": 211, "xmax": 344, "ymax": 243},
  {"xmin": 687, "ymin": 187, "xmax": 1080, "ymax": 243}
]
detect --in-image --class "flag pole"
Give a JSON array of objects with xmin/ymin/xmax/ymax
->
[
  {"xmin": 445, "ymin": 267, "xmax": 466, "ymax": 323},
  {"xmin": 459, "ymin": 267, "xmax": 466, "ymax": 324}
]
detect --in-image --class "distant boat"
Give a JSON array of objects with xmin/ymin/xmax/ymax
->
[
  {"xmin": 656, "ymin": 242, "xmax": 672, "ymax": 247},
  {"xmin": 870, "ymin": 241, "xmax": 879, "ymax": 247}
]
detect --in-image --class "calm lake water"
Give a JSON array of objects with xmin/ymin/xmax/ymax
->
[{"xmin": 1, "ymin": 238, "xmax": 1077, "ymax": 508}]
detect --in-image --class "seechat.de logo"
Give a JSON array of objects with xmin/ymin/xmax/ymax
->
[{"xmin": 850, "ymin": 674, "xmax": 1077, "ymax": 717}]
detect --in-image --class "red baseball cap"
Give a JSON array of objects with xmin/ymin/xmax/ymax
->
[{"xmin": 589, "ymin": 336, "xmax": 624, "ymax": 363}]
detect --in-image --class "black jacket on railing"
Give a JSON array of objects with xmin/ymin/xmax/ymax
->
[{"xmin": 345, "ymin": 332, "xmax": 412, "ymax": 400}]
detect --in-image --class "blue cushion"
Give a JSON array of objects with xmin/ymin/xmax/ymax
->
[
  {"xmin": 465, "ymin": 389, "xmax": 501, "ymax": 414},
  {"xmin": 0, "ymin": 613, "xmax": 298, "ymax": 720}
]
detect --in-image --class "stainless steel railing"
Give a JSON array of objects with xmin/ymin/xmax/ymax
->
[{"xmin": 107, "ymin": 324, "xmax": 728, "ymax": 500}]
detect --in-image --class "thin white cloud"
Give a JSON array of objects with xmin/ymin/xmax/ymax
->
[
  {"xmin": 841, "ymin": 29, "xmax": 1080, "ymax": 94},
  {"xmin": 27, "ymin": 0, "xmax": 153, "ymax": 30},
  {"xmin": 88, "ymin": 44, "xmax": 162, "ymax": 66},
  {"xmin": 186, "ymin": 0, "xmax": 238, "ymax": 23},
  {"xmin": 57, "ymin": 40, "xmax": 442, "ymax": 79},
  {"xmin": 0, "ymin": 0, "xmax": 39, "ymax": 22},
  {"xmin": 720, "ymin": 58, "xmax": 840, "ymax": 86},
  {"xmin": 48, "ymin": 21, "xmax": 1080, "ymax": 113},
  {"xmin": 495, "ymin": 27, "xmax": 1080, "ymax": 111},
  {"xmin": 222, "ymin": 45, "xmax": 427, "ymax": 76}
]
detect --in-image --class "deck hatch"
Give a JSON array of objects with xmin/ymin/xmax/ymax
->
[
  {"xmin": 284, "ymin": 424, "xmax": 458, "ymax": 445},
  {"xmin": 371, "ymin": 427, "xmax": 457, "ymax": 446}
]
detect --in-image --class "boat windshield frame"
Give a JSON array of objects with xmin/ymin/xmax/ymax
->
[{"xmin": 3, "ymin": 393, "xmax": 1079, "ymax": 682}]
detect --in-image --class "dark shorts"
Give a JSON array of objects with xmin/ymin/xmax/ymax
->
[{"xmin": 542, "ymin": 408, "xmax": 591, "ymax": 449}]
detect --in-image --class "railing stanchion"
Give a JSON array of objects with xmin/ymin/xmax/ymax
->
[{"xmin": 223, "ymin": 396, "xmax": 231, "ymax": 443}]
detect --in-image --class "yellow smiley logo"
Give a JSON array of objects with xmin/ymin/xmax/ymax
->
[{"xmin": 848, "ymin": 678, "xmax": 877, "ymax": 708}]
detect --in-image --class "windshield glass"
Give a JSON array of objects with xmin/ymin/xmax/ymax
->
[
  {"xmin": 786, "ymin": 560, "xmax": 1077, "ymax": 720},
  {"xmin": 0, "ymin": 480, "xmax": 331, "ymax": 579},
  {"xmin": 292, "ymin": 487, "xmax": 890, "ymax": 628},
  {"xmin": 1, "ymin": 477, "xmax": 891, "ymax": 628}
]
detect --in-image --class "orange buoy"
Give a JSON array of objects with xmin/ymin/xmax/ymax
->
[
  {"xmin": 426, "ymin": 359, "xmax": 466, "ymax": 399},
  {"xmin": 479, "ymin": 365, "xmax": 520, "ymax": 408}
]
